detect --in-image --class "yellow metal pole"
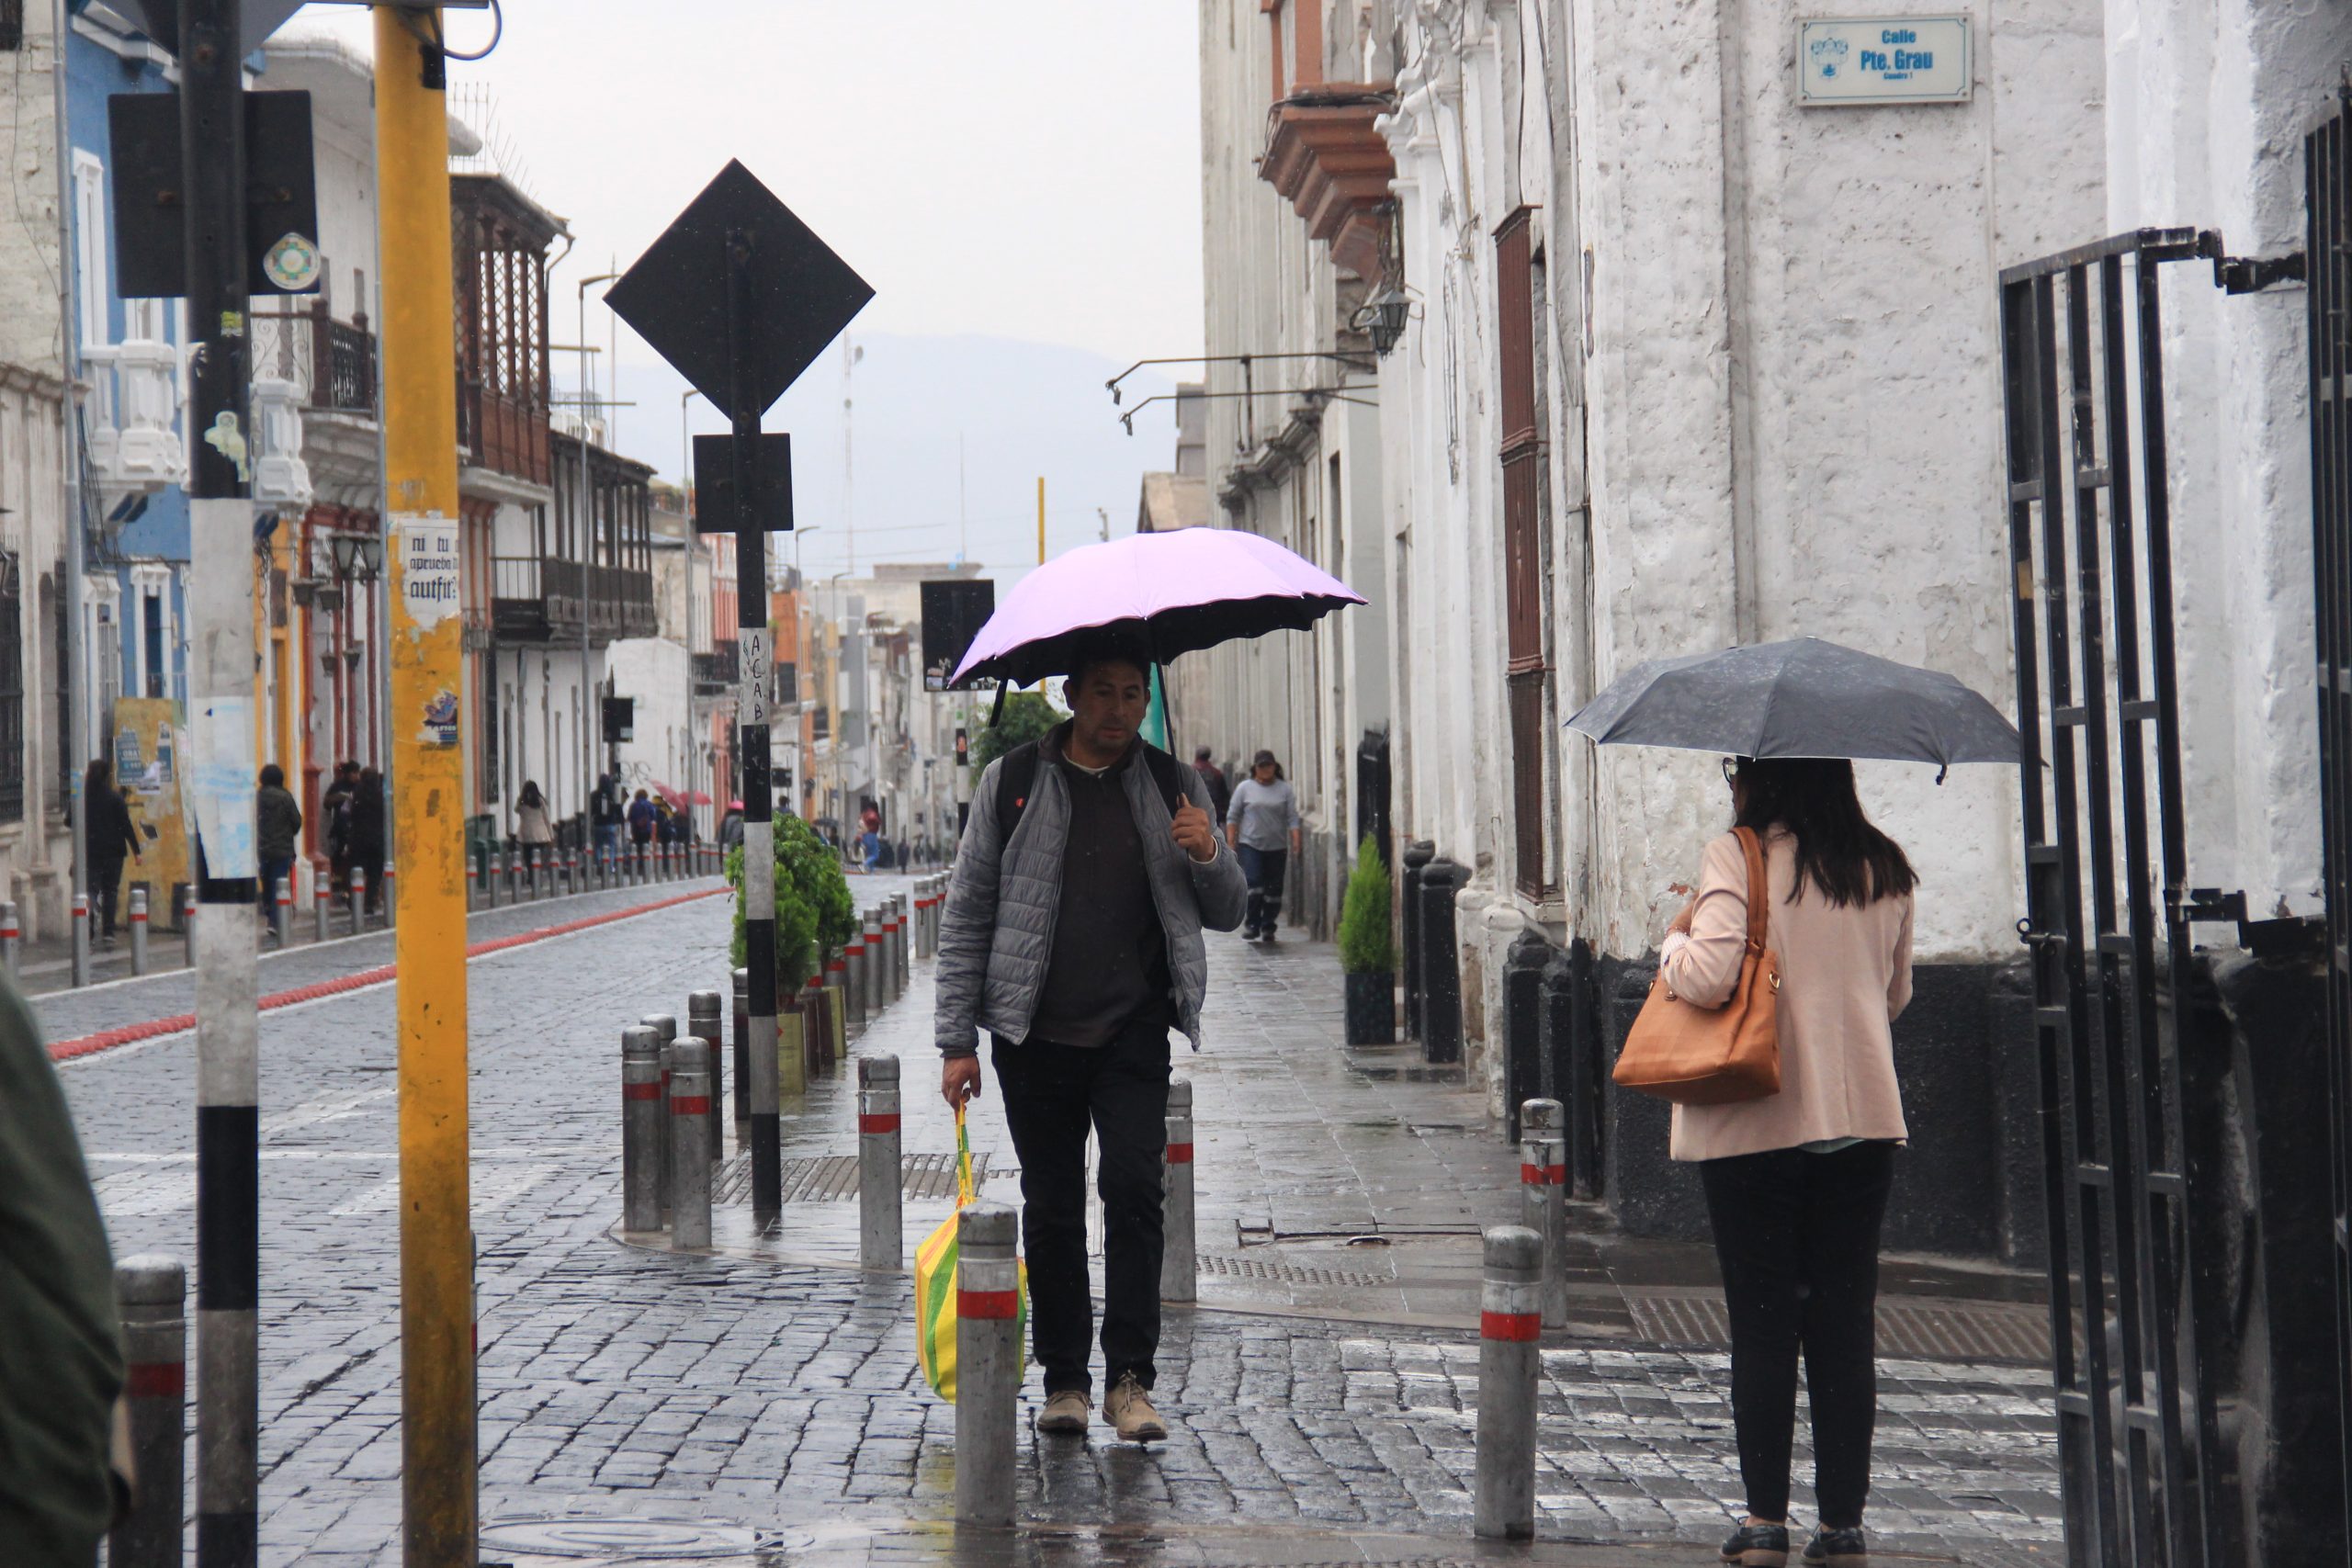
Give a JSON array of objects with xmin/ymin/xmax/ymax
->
[
  {"xmin": 1036, "ymin": 475, "xmax": 1046, "ymax": 564},
  {"xmin": 374, "ymin": 12, "xmax": 472, "ymax": 1565}
]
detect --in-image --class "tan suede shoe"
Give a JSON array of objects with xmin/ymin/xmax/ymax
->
[
  {"xmin": 1035, "ymin": 1389, "xmax": 1090, "ymax": 1434},
  {"xmin": 1102, "ymin": 1372, "xmax": 1168, "ymax": 1443}
]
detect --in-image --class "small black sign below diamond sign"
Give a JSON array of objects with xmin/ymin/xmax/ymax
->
[{"xmin": 607, "ymin": 160, "xmax": 872, "ymax": 422}]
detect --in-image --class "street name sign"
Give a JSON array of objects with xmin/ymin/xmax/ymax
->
[{"xmin": 1796, "ymin": 17, "xmax": 1972, "ymax": 106}]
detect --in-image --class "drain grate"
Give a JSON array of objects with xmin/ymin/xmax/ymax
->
[
  {"xmin": 478, "ymin": 1515, "xmax": 786, "ymax": 1560},
  {"xmin": 1623, "ymin": 1288, "xmax": 2051, "ymax": 1364},
  {"xmin": 1199, "ymin": 1252, "xmax": 1392, "ymax": 1289},
  {"xmin": 714, "ymin": 1150, "xmax": 989, "ymax": 1205}
]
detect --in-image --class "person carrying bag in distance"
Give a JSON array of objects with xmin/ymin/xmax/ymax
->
[
  {"xmin": 933, "ymin": 633, "xmax": 1247, "ymax": 1444},
  {"xmin": 1637, "ymin": 756, "xmax": 1916, "ymax": 1568}
]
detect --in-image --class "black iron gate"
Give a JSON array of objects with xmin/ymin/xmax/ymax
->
[
  {"xmin": 1998, "ymin": 230, "xmax": 2228, "ymax": 1568},
  {"xmin": 2310, "ymin": 88, "xmax": 2352, "ymax": 1556}
]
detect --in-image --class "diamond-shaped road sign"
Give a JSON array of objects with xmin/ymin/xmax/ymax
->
[{"xmin": 606, "ymin": 160, "xmax": 872, "ymax": 422}]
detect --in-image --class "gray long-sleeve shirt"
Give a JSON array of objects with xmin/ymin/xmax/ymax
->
[{"xmin": 1224, "ymin": 776, "xmax": 1301, "ymax": 851}]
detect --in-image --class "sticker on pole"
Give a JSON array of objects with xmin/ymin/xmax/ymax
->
[
  {"xmin": 738, "ymin": 626, "xmax": 772, "ymax": 726},
  {"xmin": 263, "ymin": 231, "xmax": 322, "ymax": 292},
  {"xmin": 395, "ymin": 512, "xmax": 460, "ymax": 632}
]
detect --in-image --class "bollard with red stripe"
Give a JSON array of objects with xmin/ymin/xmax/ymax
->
[
  {"xmin": 382, "ymin": 860, "xmax": 397, "ymax": 928},
  {"xmin": 181, "ymin": 886, "xmax": 198, "ymax": 969},
  {"xmin": 128, "ymin": 886, "xmax": 150, "ymax": 975},
  {"xmin": 667, "ymin": 1036, "xmax": 713, "ymax": 1249},
  {"xmin": 1161, "ymin": 1077, "xmax": 1197, "ymax": 1303},
  {"xmin": 273, "ymin": 870, "xmax": 294, "ymax": 948},
  {"xmin": 314, "ymin": 857, "xmax": 334, "ymax": 942},
  {"xmin": 842, "ymin": 928, "xmax": 868, "ymax": 1031},
  {"xmin": 1474, "ymin": 1225, "xmax": 1542, "ymax": 1540},
  {"xmin": 1520, "ymin": 1097, "xmax": 1568, "ymax": 1328},
  {"xmin": 858, "ymin": 1054, "xmax": 903, "ymax": 1269},
  {"xmin": 689, "ymin": 989, "xmax": 725, "ymax": 1168},
  {"xmin": 954, "ymin": 1200, "xmax": 1020, "ymax": 1527},
  {"xmin": 643, "ymin": 1012, "xmax": 679, "ymax": 1224},
  {"xmin": 349, "ymin": 864, "xmax": 369, "ymax": 933},
  {"xmin": 110, "ymin": 1255, "xmax": 186, "ymax": 1568},
  {"xmin": 70, "ymin": 890, "xmax": 89, "ymax": 987},
  {"xmin": 731, "ymin": 966, "xmax": 752, "ymax": 1139},
  {"xmin": 621, "ymin": 1027, "xmax": 663, "ymax": 1231},
  {"xmin": 0, "ymin": 898, "xmax": 18, "ymax": 978}
]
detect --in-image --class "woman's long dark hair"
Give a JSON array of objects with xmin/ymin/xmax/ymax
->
[
  {"xmin": 85, "ymin": 758, "xmax": 113, "ymax": 800},
  {"xmin": 518, "ymin": 780, "xmax": 545, "ymax": 810},
  {"xmin": 1732, "ymin": 757, "xmax": 1916, "ymax": 908}
]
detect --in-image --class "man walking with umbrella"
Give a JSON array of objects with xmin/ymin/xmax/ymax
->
[{"xmin": 935, "ymin": 634, "xmax": 1247, "ymax": 1443}]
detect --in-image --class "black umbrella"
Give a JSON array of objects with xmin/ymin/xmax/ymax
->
[{"xmin": 1564, "ymin": 637, "xmax": 2022, "ymax": 777}]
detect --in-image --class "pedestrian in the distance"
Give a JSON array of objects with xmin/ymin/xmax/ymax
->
[
  {"xmin": 514, "ymin": 780, "xmax": 553, "ymax": 872},
  {"xmin": 1192, "ymin": 744, "xmax": 1232, "ymax": 824},
  {"xmin": 83, "ymin": 760, "xmax": 142, "ymax": 949},
  {"xmin": 322, "ymin": 759, "xmax": 359, "ymax": 894},
  {"xmin": 592, "ymin": 773, "xmax": 625, "ymax": 863},
  {"xmin": 1223, "ymin": 750, "xmax": 1300, "ymax": 942},
  {"xmin": 1662, "ymin": 756, "xmax": 1916, "ymax": 1568},
  {"xmin": 628, "ymin": 788, "xmax": 657, "ymax": 848},
  {"xmin": 347, "ymin": 769, "xmax": 388, "ymax": 915},
  {"xmin": 935, "ymin": 636, "xmax": 1246, "ymax": 1444},
  {"xmin": 254, "ymin": 763, "xmax": 303, "ymax": 915}
]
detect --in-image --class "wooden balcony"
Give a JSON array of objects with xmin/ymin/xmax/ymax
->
[
  {"xmin": 1261, "ymin": 87, "xmax": 1396, "ymax": 281},
  {"xmin": 491, "ymin": 556, "xmax": 656, "ymax": 646}
]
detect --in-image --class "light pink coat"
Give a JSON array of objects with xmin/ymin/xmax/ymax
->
[{"xmin": 1657, "ymin": 827, "xmax": 1916, "ymax": 1161}]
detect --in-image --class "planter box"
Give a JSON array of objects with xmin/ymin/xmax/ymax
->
[{"xmin": 1344, "ymin": 970, "xmax": 1396, "ymax": 1045}]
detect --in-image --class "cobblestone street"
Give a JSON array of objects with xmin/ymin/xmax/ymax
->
[{"xmin": 45, "ymin": 875, "xmax": 2065, "ymax": 1567}]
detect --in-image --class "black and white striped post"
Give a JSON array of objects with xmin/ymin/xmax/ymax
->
[
  {"xmin": 1474, "ymin": 1225, "xmax": 1542, "ymax": 1540},
  {"xmin": 1520, "ymin": 1098, "xmax": 1567, "ymax": 1329},
  {"xmin": 954, "ymin": 1201, "xmax": 1020, "ymax": 1528},
  {"xmin": 111, "ymin": 1255, "xmax": 186, "ymax": 1568},
  {"xmin": 1161, "ymin": 1078, "xmax": 1196, "ymax": 1303},
  {"xmin": 857, "ymin": 1055, "xmax": 901, "ymax": 1269},
  {"xmin": 622, "ymin": 1025, "xmax": 663, "ymax": 1231}
]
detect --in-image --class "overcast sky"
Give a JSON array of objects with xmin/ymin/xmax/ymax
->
[{"xmin": 282, "ymin": 0, "xmax": 1207, "ymax": 581}]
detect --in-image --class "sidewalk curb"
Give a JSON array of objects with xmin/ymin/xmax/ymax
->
[{"xmin": 49, "ymin": 886, "xmax": 730, "ymax": 1065}]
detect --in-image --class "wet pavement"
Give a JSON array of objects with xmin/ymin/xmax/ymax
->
[{"xmin": 50, "ymin": 874, "xmax": 2065, "ymax": 1566}]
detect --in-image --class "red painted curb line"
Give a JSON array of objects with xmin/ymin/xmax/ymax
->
[{"xmin": 48, "ymin": 886, "xmax": 729, "ymax": 1065}]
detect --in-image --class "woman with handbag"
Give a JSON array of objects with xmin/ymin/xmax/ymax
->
[{"xmin": 1656, "ymin": 756, "xmax": 1915, "ymax": 1568}]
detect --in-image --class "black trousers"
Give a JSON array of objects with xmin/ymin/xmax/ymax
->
[
  {"xmin": 1699, "ymin": 1140, "xmax": 1895, "ymax": 1529},
  {"xmin": 1237, "ymin": 844, "xmax": 1287, "ymax": 935},
  {"xmin": 991, "ymin": 1016, "xmax": 1170, "ymax": 1395},
  {"xmin": 89, "ymin": 859, "xmax": 125, "ymax": 937}
]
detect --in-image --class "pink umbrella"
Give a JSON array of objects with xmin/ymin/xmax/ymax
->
[{"xmin": 951, "ymin": 528, "xmax": 1363, "ymax": 689}]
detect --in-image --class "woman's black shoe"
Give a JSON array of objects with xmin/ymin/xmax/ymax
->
[
  {"xmin": 1719, "ymin": 1522, "xmax": 1790, "ymax": 1566},
  {"xmin": 1802, "ymin": 1527, "xmax": 1867, "ymax": 1566}
]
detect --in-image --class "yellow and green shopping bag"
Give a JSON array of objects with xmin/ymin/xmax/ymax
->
[{"xmin": 914, "ymin": 1102, "xmax": 1027, "ymax": 1400}]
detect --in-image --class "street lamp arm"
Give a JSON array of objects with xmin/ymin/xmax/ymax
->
[{"xmin": 1104, "ymin": 349, "xmax": 1375, "ymax": 404}]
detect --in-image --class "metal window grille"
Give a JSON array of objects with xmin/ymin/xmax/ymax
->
[
  {"xmin": 0, "ymin": 0, "xmax": 23, "ymax": 51},
  {"xmin": 2309, "ymin": 90, "xmax": 2352, "ymax": 1547},
  {"xmin": 1998, "ymin": 229, "xmax": 2226, "ymax": 1568}
]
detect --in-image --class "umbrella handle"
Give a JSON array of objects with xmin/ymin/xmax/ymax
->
[{"xmin": 989, "ymin": 684, "xmax": 1009, "ymax": 728}]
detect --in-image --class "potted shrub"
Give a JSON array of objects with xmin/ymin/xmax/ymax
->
[{"xmin": 1338, "ymin": 834, "xmax": 1396, "ymax": 1045}]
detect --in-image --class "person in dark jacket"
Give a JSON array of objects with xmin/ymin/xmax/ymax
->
[
  {"xmin": 254, "ymin": 763, "xmax": 303, "ymax": 915},
  {"xmin": 347, "ymin": 769, "xmax": 387, "ymax": 914},
  {"xmin": 628, "ymin": 789, "xmax": 657, "ymax": 847},
  {"xmin": 1192, "ymin": 746, "xmax": 1232, "ymax": 824},
  {"xmin": 321, "ymin": 760, "xmax": 360, "ymax": 894},
  {"xmin": 0, "ymin": 969, "xmax": 126, "ymax": 1566},
  {"xmin": 83, "ymin": 760, "xmax": 142, "ymax": 947}
]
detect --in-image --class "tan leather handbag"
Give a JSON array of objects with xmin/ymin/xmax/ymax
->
[{"xmin": 1612, "ymin": 827, "xmax": 1782, "ymax": 1104}]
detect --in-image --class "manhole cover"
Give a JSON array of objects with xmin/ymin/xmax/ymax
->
[
  {"xmin": 714, "ymin": 1150, "xmax": 989, "ymax": 1204},
  {"xmin": 1200, "ymin": 1252, "xmax": 1392, "ymax": 1289},
  {"xmin": 479, "ymin": 1516, "xmax": 770, "ymax": 1559}
]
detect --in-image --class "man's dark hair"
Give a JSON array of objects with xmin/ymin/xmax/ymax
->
[
  {"xmin": 1193, "ymin": 746, "xmax": 1214, "ymax": 762},
  {"xmin": 1731, "ymin": 757, "xmax": 1917, "ymax": 908},
  {"xmin": 260, "ymin": 763, "xmax": 284, "ymax": 789},
  {"xmin": 1066, "ymin": 632, "xmax": 1152, "ymax": 692}
]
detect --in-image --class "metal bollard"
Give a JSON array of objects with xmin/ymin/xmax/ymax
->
[
  {"xmin": 842, "ymin": 931, "xmax": 868, "ymax": 1030},
  {"xmin": 668, "ymin": 1036, "xmax": 713, "ymax": 1249},
  {"xmin": 272, "ymin": 872, "xmax": 293, "ymax": 947},
  {"xmin": 1474, "ymin": 1225, "xmax": 1543, "ymax": 1540},
  {"xmin": 882, "ymin": 899, "xmax": 903, "ymax": 1003},
  {"xmin": 0, "ymin": 899, "xmax": 17, "ymax": 977},
  {"xmin": 1162, "ymin": 1078, "xmax": 1196, "ymax": 1303},
  {"xmin": 896, "ymin": 892, "xmax": 910, "ymax": 988},
  {"xmin": 857, "ymin": 1055, "xmax": 902, "ymax": 1269},
  {"xmin": 314, "ymin": 859, "xmax": 333, "ymax": 943},
  {"xmin": 181, "ymin": 887, "xmax": 197, "ymax": 968},
  {"xmin": 622, "ymin": 1026, "xmax": 664, "ymax": 1231},
  {"xmin": 129, "ymin": 886, "xmax": 150, "ymax": 975},
  {"xmin": 71, "ymin": 891, "xmax": 89, "ymax": 986},
  {"xmin": 383, "ymin": 861, "xmax": 397, "ymax": 928},
  {"xmin": 824, "ymin": 946, "xmax": 850, "ymax": 1046},
  {"xmin": 731, "ymin": 966, "xmax": 752, "ymax": 1139},
  {"xmin": 643, "ymin": 1012, "xmax": 679, "ymax": 1223},
  {"xmin": 109, "ymin": 1255, "xmax": 186, "ymax": 1568},
  {"xmin": 953, "ymin": 1201, "xmax": 1020, "ymax": 1528},
  {"xmin": 689, "ymin": 989, "xmax": 725, "ymax": 1167},
  {"xmin": 1521, "ymin": 1099, "xmax": 1568, "ymax": 1329},
  {"xmin": 350, "ymin": 865, "xmax": 369, "ymax": 933},
  {"xmin": 828, "ymin": 973, "xmax": 848, "ymax": 1064},
  {"xmin": 465, "ymin": 852, "xmax": 479, "ymax": 908},
  {"xmin": 862, "ymin": 910, "xmax": 884, "ymax": 1015}
]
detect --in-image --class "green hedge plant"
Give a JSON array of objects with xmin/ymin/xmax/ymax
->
[
  {"xmin": 728, "ymin": 816, "xmax": 857, "ymax": 993},
  {"xmin": 1338, "ymin": 834, "xmax": 1396, "ymax": 975}
]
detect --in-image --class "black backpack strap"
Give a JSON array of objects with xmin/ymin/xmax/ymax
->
[
  {"xmin": 995, "ymin": 741, "xmax": 1043, "ymax": 840},
  {"xmin": 1140, "ymin": 746, "xmax": 1186, "ymax": 818}
]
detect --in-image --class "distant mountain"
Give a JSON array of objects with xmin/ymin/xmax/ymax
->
[{"xmin": 602, "ymin": 333, "xmax": 1186, "ymax": 589}]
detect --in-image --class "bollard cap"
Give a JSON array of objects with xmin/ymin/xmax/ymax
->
[
  {"xmin": 957, "ymin": 1200, "xmax": 1017, "ymax": 1254},
  {"xmin": 687, "ymin": 989, "xmax": 723, "ymax": 1022},
  {"xmin": 733, "ymin": 967, "xmax": 749, "ymax": 996},
  {"xmin": 622, "ymin": 1025, "xmax": 661, "ymax": 1057},
  {"xmin": 859, "ymin": 1053, "xmax": 899, "ymax": 1085},
  {"xmin": 1167, "ymin": 1078, "xmax": 1193, "ymax": 1110},
  {"xmin": 1483, "ymin": 1225, "xmax": 1542, "ymax": 1280},
  {"xmin": 1521, "ymin": 1098, "xmax": 1563, "ymax": 1133},
  {"xmin": 640, "ymin": 1013, "xmax": 678, "ymax": 1043},
  {"xmin": 669, "ymin": 1038, "xmax": 712, "ymax": 1076},
  {"xmin": 115, "ymin": 1253, "xmax": 186, "ymax": 1304}
]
